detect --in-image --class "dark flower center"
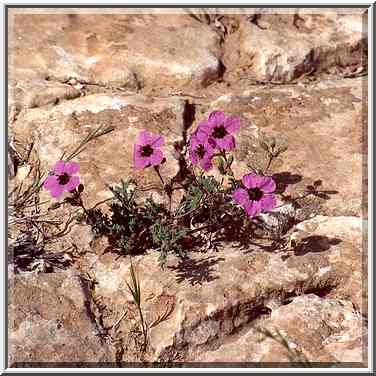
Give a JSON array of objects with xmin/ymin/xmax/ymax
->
[
  {"xmin": 141, "ymin": 144, "xmax": 154, "ymax": 157},
  {"xmin": 195, "ymin": 144, "xmax": 206, "ymax": 159},
  {"xmin": 248, "ymin": 187, "xmax": 263, "ymax": 201},
  {"xmin": 212, "ymin": 125, "xmax": 228, "ymax": 139},
  {"xmin": 58, "ymin": 173, "xmax": 70, "ymax": 185}
]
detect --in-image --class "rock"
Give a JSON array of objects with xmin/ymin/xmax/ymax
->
[
  {"xmin": 8, "ymin": 270, "xmax": 115, "ymax": 365},
  {"xmin": 12, "ymin": 93, "xmax": 186, "ymax": 207},
  {"xmin": 258, "ymin": 203, "xmax": 298, "ymax": 237},
  {"xmin": 224, "ymin": 12, "xmax": 367, "ymax": 82},
  {"xmin": 201, "ymin": 77, "xmax": 366, "ymax": 217},
  {"xmin": 8, "ymin": 12, "xmax": 222, "ymax": 90},
  {"xmin": 294, "ymin": 215, "xmax": 365, "ymax": 313},
  {"xmin": 9, "ymin": 79, "xmax": 82, "ymax": 109},
  {"xmin": 197, "ymin": 294, "xmax": 365, "ymax": 364},
  {"xmin": 77, "ymin": 215, "xmax": 364, "ymax": 363}
]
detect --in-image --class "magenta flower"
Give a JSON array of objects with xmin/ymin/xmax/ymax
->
[
  {"xmin": 43, "ymin": 160, "xmax": 80, "ymax": 199},
  {"xmin": 233, "ymin": 173, "xmax": 277, "ymax": 218},
  {"xmin": 133, "ymin": 130, "xmax": 165, "ymax": 170},
  {"xmin": 189, "ymin": 128, "xmax": 216, "ymax": 172},
  {"xmin": 199, "ymin": 111, "xmax": 241, "ymax": 151}
]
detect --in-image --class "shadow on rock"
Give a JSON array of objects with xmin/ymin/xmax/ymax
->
[
  {"xmin": 272, "ymin": 171, "xmax": 302, "ymax": 194},
  {"xmin": 305, "ymin": 181, "xmax": 339, "ymax": 200},
  {"xmin": 293, "ymin": 235, "xmax": 341, "ymax": 256},
  {"xmin": 168, "ymin": 254, "xmax": 224, "ymax": 286}
]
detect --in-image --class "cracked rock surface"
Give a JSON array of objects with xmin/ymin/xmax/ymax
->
[{"xmin": 8, "ymin": 9, "xmax": 367, "ymax": 367}]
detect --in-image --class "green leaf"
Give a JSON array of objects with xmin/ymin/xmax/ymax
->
[
  {"xmin": 277, "ymin": 145, "xmax": 288, "ymax": 155},
  {"xmin": 227, "ymin": 154, "xmax": 234, "ymax": 167},
  {"xmin": 264, "ymin": 136, "xmax": 276, "ymax": 149},
  {"xmin": 260, "ymin": 141, "xmax": 269, "ymax": 152}
]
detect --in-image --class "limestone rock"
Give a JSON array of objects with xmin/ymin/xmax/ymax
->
[
  {"xmin": 9, "ymin": 79, "xmax": 81, "ymax": 109},
  {"xmin": 198, "ymin": 294, "xmax": 365, "ymax": 365},
  {"xmin": 12, "ymin": 93, "xmax": 186, "ymax": 207},
  {"xmin": 8, "ymin": 12, "xmax": 222, "ymax": 91},
  {"xmin": 224, "ymin": 12, "xmax": 367, "ymax": 83},
  {"xmin": 77, "ymin": 215, "xmax": 365, "ymax": 363},
  {"xmin": 8, "ymin": 270, "xmax": 115, "ymax": 365},
  {"xmin": 202, "ymin": 77, "xmax": 366, "ymax": 217}
]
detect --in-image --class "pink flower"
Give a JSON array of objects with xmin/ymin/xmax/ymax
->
[
  {"xmin": 199, "ymin": 111, "xmax": 241, "ymax": 151},
  {"xmin": 233, "ymin": 173, "xmax": 276, "ymax": 218},
  {"xmin": 43, "ymin": 160, "xmax": 80, "ymax": 199},
  {"xmin": 189, "ymin": 128, "xmax": 216, "ymax": 172},
  {"xmin": 133, "ymin": 130, "xmax": 165, "ymax": 170}
]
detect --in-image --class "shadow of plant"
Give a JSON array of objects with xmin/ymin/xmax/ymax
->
[
  {"xmin": 168, "ymin": 254, "xmax": 224, "ymax": 286},
  {"xmin": 9, "ymin": 232, "xmax": 75, "ymax": 273},
  {"xmin": 304, "ymin": 180, "xmax": 339, "ymax": 200},
  {"xmin": 293, "ymin": 235, "xmax": 341, "ymax": 256},
  {"xmin": 272, "ymin": 171, "xmax": 302, "ymax": 194},
  {"xmin": 85, "ymin": 168, "xmax": 340, "ymax": 274}
]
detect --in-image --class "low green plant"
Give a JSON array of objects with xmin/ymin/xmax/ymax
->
[
  {"xmin": 125, "ymin": 258, "xmax": 148, "ymax": 351},
  {"xmin": 36, "ymin": 110, "xmax": 330, "ymax": 268}
]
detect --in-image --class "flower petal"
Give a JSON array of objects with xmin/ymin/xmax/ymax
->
[
  {"xmin": 138, "ymin": 130, "xmax": 153, "ymax": 146},
  {"xmin": 64, "ymin": 161, "xmax": 80, "ymax": 175},
  {"xmin": 224, "ymin": 116, "xmax": 241, "ymax": 134},
  {"xmin": 196, "ymin": 121, "xmax": 212, "ymax": 138},
  {"xmin": 53, "ymin": 160, "xmax": 66, "ymax": 175},
  {"xmin": 150, "ymin": 134, "xmax": 164, "ymax": 147},
  {"xmin": 242, "ymin": 173, "xmax": 260, "ymax": 189},
  {"xmin": 259, "ymin": 176, "xmax": 276, "ymax": 193},
  {"xmin": 208, "ymin": 111, "xmax": 226, "ymax": 126},
  {"xmin": 200, "ymin": 156, "xmax": 213, "ymax": 172},
  {"xmin": 260, "ymin": 194, "xmax": 277, "ymax": 212},
  {"xmin": 215, "ymin": 134, "xmax": 235, "ymax": 151},
  {"xmin": 50, "ymin": 185, "xmax": 65, "ymax": 199},
  {"xmin": 133, "ymin": 145, "xmax": 149, "ymax": 170},
  {"xmin": 206, "ymin": 137, "xmax": 217, "ymax": 150},
  {"xmin": 189, "ymin": 146, "xmax": 199, "ymax": 165},
  {"xmin": 43, "ymin": 175, "xmax": 59, "ymax": 190},
  {"xmin": 65, "ymin": 175, "xmax": 80, "ymax": 191},
  {"xmin": 233, "ymin": 188, "xmax": 249, "ymax": 206},
  {"xmin": 134, "ymin": 157, "xmax": 150, "ymax": 170},
  {"xmin": 149, "ymin": 149, "xmax": 164, "ymax": 166},
  {"xmin": 243, "ymin": 174, "xmax": 276, "ymax": 191},
  {"xmin": 245, "ymin": 200, "xmax": 262, "ymax": 218},
  {"xmin": 189, "ymin": 134, "xmax": 200, "ymax": 149}
]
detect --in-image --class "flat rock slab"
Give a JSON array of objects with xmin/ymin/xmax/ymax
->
[
  {"xmin": 199, "ymin": 77, "xmax": 366, "ymax": 217},
  {"xmin": 12, "ymin": 78, "xmax": 366, "ymax": 216},
  {"xmin": 224, "ymin": 12, "xmax": 366, "ymax": 82},
  {"xmin": 8, "ymin": 12, "xmax": 222, "ymax": 91},
  {"xmin": 9, "ymin": 79, "xmax": 82, "ymax": 109},
  {"xmin": 8, "ymin": 270, "xmax": 115, "ymax": 366},
  {"xmin": 77, "ymin": 215, "xmax": 364, "ymax": 363},
  {"xmin": 12, "ymin": 94, "xmax": 186, "ymax": 207},
  {"xmin": 197, "ymin": 294, "xmax": 365, "ymax": 365}
]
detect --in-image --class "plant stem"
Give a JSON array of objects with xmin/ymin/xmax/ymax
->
[
  {"xmin": 79, "ymin": 197, "xmax": 90, "ymax": 217},
  {"xmin": 175, "ymin": 191, "xmax": 207, "ymax": 219},
  {"xmin": 192, "ymin": 170, "xmax": 210, "ymax": 196},
  {"xmin": 153, "ymin": 166, "xmax": 173, "ymax": 215},
  {"xmin": 63, "ymin": 125, "xmax": 114, "ymax": 162},
  {"xmin": 137, "ymin": 305, "xmax": 148, "ymax": 349},
  {"xmin": 89, "ymin": 197, "xmax": 113, "ymax": 210},
  {"xmin": 153, "ymin": 166, "xmax": 165, "ymax": 186},
  {"xmin": 186, "ymin": 222, "xmax": 222, "ymax": 235},
  {"xmin": 263, "ymin": 153, "xmax": 274, "ymax": 175},
  {"xmin": 69, "ymin": 189, "xmax": 90, "ymax": 216},
  {"xmin": 220, "ymin": 150, "xmax": 234, "ymax": 177}
]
